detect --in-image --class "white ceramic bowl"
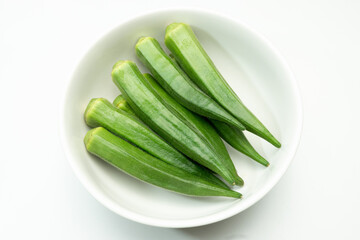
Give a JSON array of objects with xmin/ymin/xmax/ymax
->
[{"xmin": 60, "ymin": 9, "xmax": 302, "ymax": 228}]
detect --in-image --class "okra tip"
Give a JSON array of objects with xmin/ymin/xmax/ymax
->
[
  {"xmin": 113, "ymin": 95, "xmax": 125, "ymax": 108},
  {"xmin": 113, "ymin": 95, "xmax": 133, "ymax": 114},
  {"xmin": 136, "ymin": 36, "xmax": 155, "ymax": 47},
  {"xmin": 227, "ymin": 190, "xmax": 242, "ymax": 199},
  {"xmin": 111, "ymin": 60, "xmax": 133, "ymax": 75},
  {"xmin": 235, "ymin": 175, "xmax": 245, "ymax": 186},
  {"xmin": 165, "ymin": 22, "xmax": 188, "ymax": 34},
  {"xmin": 255, "ymin": 154, "xmax": 270, "ymax": 167},
  {"xmin": 266, "ymin": 135, "xmax": 281, "ymax": 148},
  {"xmin": 272, "ymin": 139, "xmax": 282, "ymax": 148},
  {"xmin": 84, "ymin": 98, "xmax": 108, "ymax": 127},
  {"xmin": 84, "ymin": 127, "xmax": 102, "ymax": 150}
]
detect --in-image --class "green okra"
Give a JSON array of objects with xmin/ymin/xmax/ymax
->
[
  {"xmin": 163, "ymin": 56, "xmax": 237, "ymax": 163},
  {"xmin": 211, "ymin": 120, "xmax": 269, "ymax": 167},
  {"xmin": 135, "ymin": 37, "xmax": 245, "ymax": 131},
  {"xmin": 84, "ymin": 98, "xmax": 228, "ymax": 188},
  {"xmin": 115, "ymin": 83, "xmax": 267, "ymax": 167},
  {"xmin": 111, "ymin": 60, "xmax": 243, "ymax": 186},
  {"xmin": 142, "ymin": 73, "xmax": 241, "ymax": 179},
  {"xmin": 115, "ymin": 91, "xmax": 231, "ymax": 175},
  {"xmin": 113, "ymin": 95, "xmax": 133, "ymax": 114},
  {"xmin": 165, "ymin": 23, "xmax": 281, "ymax": 148},
  {"xmin": 85, "ymin": 127, "xmax": 241, "ymax": 198},
  {"xmin": 166, "ymin": 55, "xmax": 268, "ymax": 167}
]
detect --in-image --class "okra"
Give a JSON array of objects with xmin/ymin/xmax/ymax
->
[
  {"xmin": 113, "ymin": 95, "xmax": 133, "ymax": 114},
  {"xmin": 142, "ymin": 73, "xmax": 241, "ymax": 180},
  {"xmin": 135, "ymin": 37, "xmax": 245, "ymax": 131},
  {"xmin": 112, "ymin": 60, "xmax": 243, "ymax": 185},
  {"xmin": 165, "ymin": 23, "xmax": 281, "ymax": 148},
  {"xmin": 211, "ymin": 120, "xmax": 269, "ymax": 167},
  {"xmin": 84, "ymin": 98, "xmax": 228, "ymax": 188},
  {"xmin": 85, "ymin": 127, "xmax": 241, "ymax": 198}
]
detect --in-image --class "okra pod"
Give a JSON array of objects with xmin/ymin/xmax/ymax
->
[
  {"xmin": 165, "ymin": 23, "xmax": 281, "ymax": 148},
  {"xmin": 112, "ymin": 60, "xmax": 243, "ymax": 185},
  {"xmin": 135, "ymin": 37, "xmax": 245, "ymax": 131},
  {"xmin": 84, "ymin": 98, "xmax": 228, "ymax": 188},
  {"xmin": 211, "ymin": 120, "xmax": 269, "ymax": 167},
  {"xmin": 142, "ymin": 73, "xmax": 242, "ymax": 181},
  {"xmin": 84, "ymin": 127, "xmax": 241, "ymax": 198}
]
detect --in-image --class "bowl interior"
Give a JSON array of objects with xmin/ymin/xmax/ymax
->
[{"xmin": 62, "ymin": 9, "xmax": 302, "ymax": 228}]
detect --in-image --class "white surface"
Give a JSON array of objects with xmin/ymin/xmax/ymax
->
[
  {"xmin": 0, "ymin": 0, "xmax": 359, "ymax": 238},
  {"xmin": 61, "ymin": 9, "xmax": 302, "ymax": 228}
]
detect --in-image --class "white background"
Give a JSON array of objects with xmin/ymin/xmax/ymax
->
[{"xmin": 1, "ymin": 0, "xmax": 359, "ymax": 239}]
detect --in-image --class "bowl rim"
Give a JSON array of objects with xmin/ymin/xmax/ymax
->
[{"xmin": 60, "ymin": 7, "xmax": 303, "ymax": 228}]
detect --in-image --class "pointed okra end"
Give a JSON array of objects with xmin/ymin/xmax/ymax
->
[
  {"xmin": 234, "ymin": 175, "xmax": 244, "ymax": 186},
  {"xmin": 234, "ymin": 191, "xmax": 243, "ymax": 199},
  {"xmin": 258, "ymin": 125, "xmax": 281, "ymax": 148},
  {"xmin": 224, "ymin": 173, "xmax": 244, "ymax": 187},
  {"xmin": 265, "ymin": 133, "xmax": 281, "ymax": 148},
  {"xmin": 255, "ymin": 151, "xmax": 270, "ymax": 167},
  {"xmin": 224, "ymin": 190, "xmax": 242, "ymax": 199},
  {"xmin": 272, "ymin": 138, "xmax": 282, "ymax": 148}
]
